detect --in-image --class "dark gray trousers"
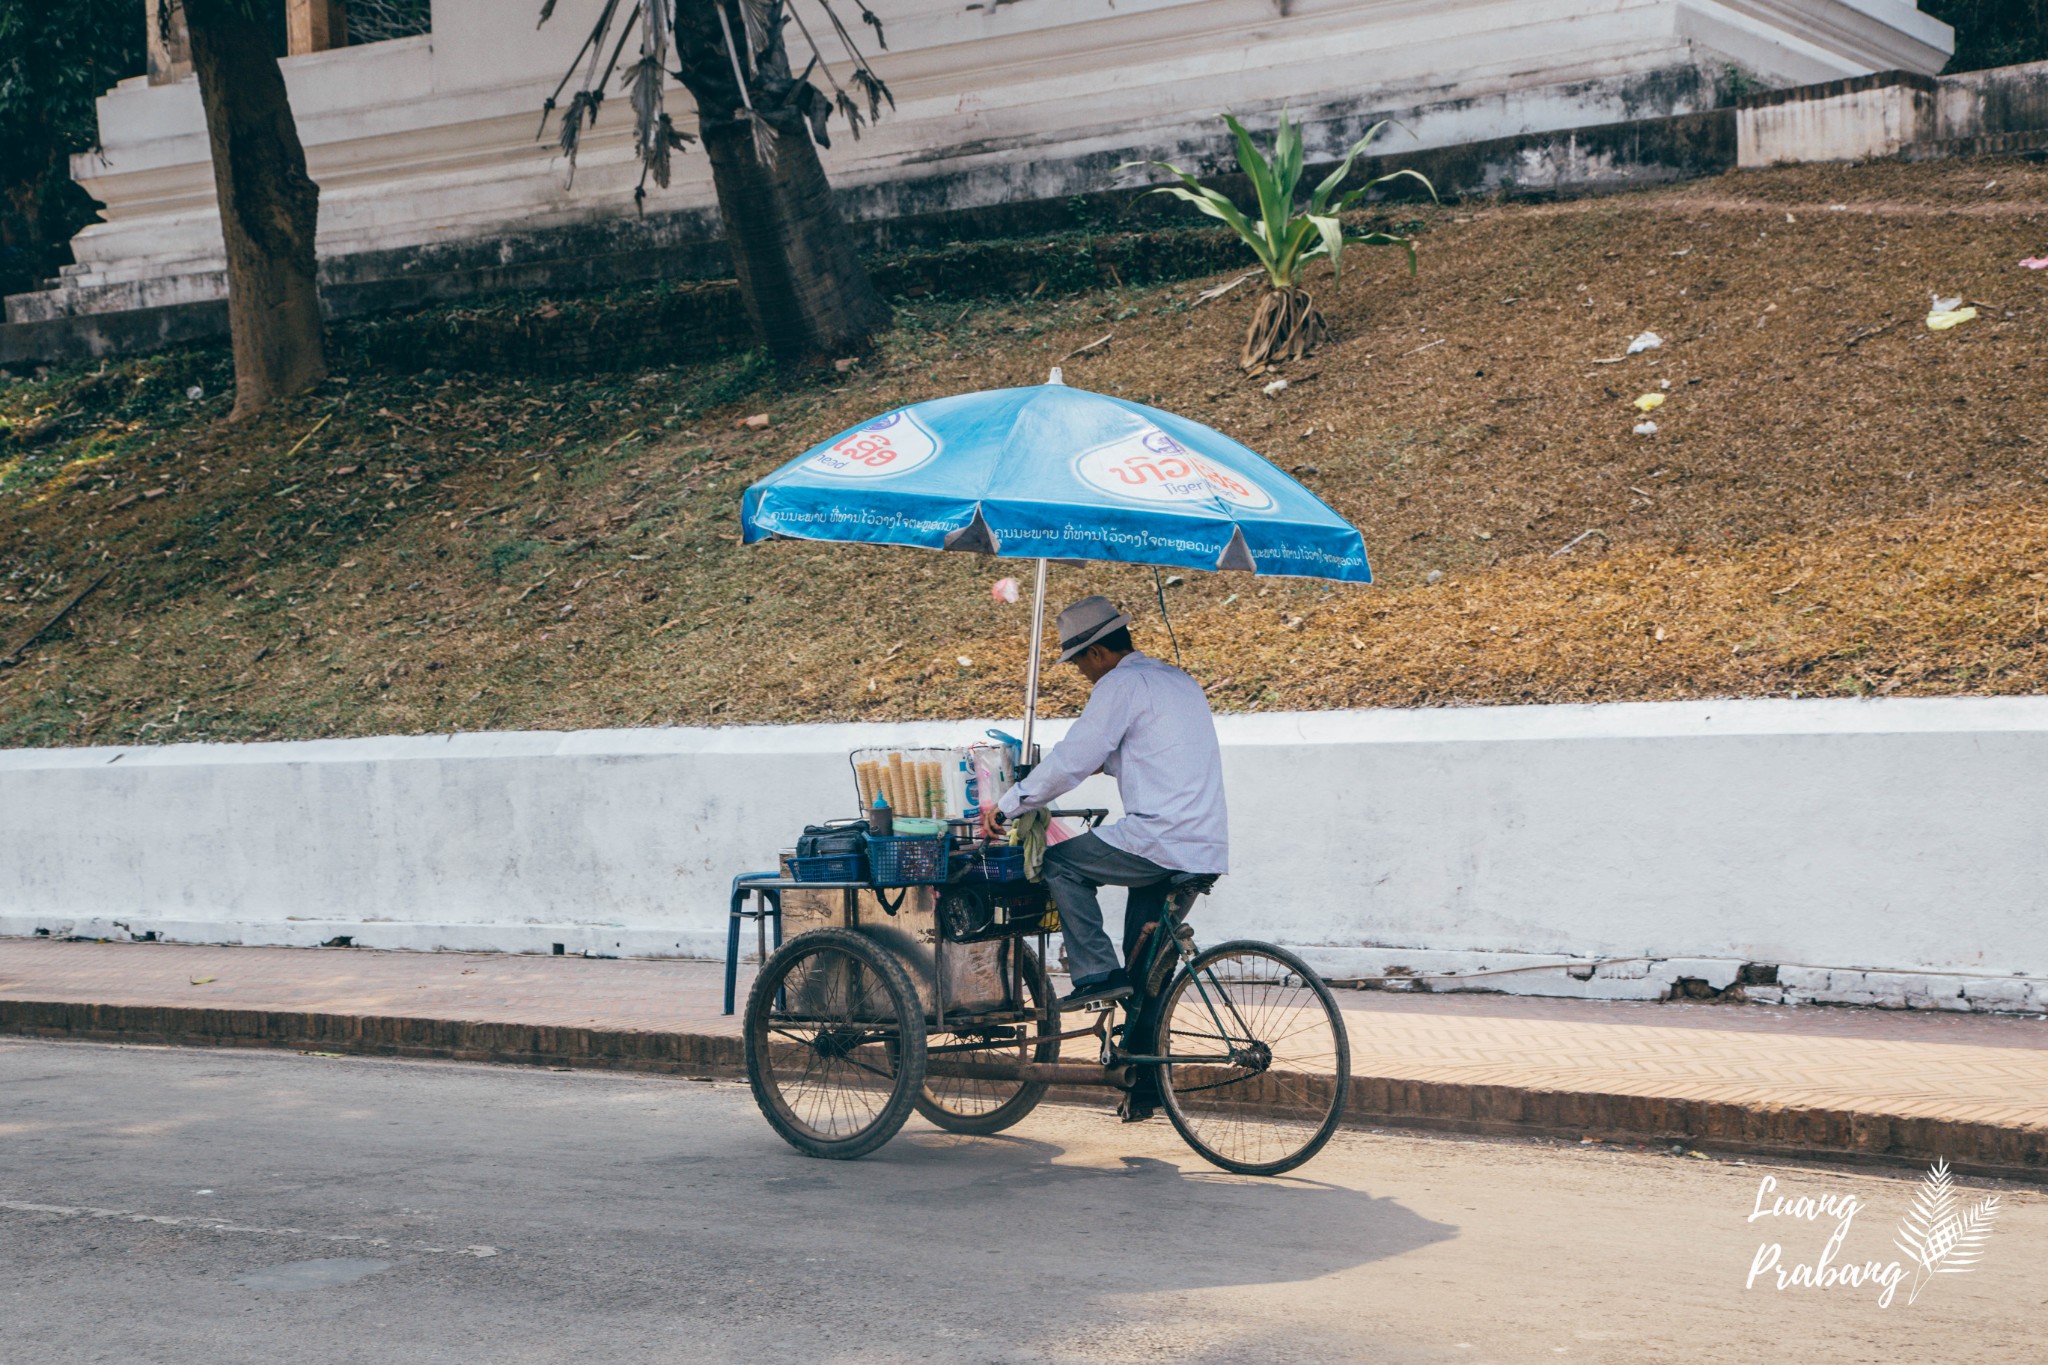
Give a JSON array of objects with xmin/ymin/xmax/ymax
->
[{"xmin": 1040, "ymin": 831, "xmax": 1174, "ymax": 982}]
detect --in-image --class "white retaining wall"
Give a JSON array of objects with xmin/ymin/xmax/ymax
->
[
  {"xmin": 1737, "ymin": 59, "xmax": 2048, "ymax": 166},
  {"xmin": 4, "ymin": 696, "xmax": 2046, "ymax": 1012}
]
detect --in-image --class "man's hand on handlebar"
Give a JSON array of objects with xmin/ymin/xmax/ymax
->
[{"xmin": 978, "ymin": 804, "xmax": 1005, "ymax": 842}]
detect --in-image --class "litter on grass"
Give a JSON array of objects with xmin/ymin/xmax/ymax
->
[
  {"xmin": 1633, "ymin": 421, "xmax": 1659, "ymax": 436},
  {"xmin": 991, "ymin": 577, "xmax": 1020, "ymax": 604},
  {"xmin": 2021, "ymin": 257, "xmax": 2048, "ymax": 270},
  {"xmin": 1627, "ymin": 331, "xmax": 1663, "ymax": 355},
  {"xmin": 1262, "ymin": 378, "xmax": 1289, "ymax": 397},
  {"xmin": 1633, "ymin": 393, "xmax": 1666, "ymax": 412},
  {"xmin": 1926, "ymin": 306, "xmax": 1978, "ymax": 331}
]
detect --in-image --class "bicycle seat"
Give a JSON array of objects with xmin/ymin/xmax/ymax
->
[{"xmin": 1168, "ymin": 872, "xmax": 1219, "ymax": 896}]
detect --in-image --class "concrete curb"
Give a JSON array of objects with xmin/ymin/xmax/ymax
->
[
  {"xmin": 0, "ymin": 1000, "xmax": 744, "ymax": 1076},
  {"xmin": 6, "ymin": 999, "xmax": 2042, "ymax": 1181},
  {"xmin": 1344, "ymin": 1076, "xmax": 2046, "ymax": 1181}
]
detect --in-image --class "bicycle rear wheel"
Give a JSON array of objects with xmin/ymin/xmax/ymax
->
[
  {"xmin": 1153, "ymin": 940, "xmax": 1350, "ymax": 1176},
  {"xmin": 744, "ymin": 928, "xmax": 927, "ymax": 1160},
  {"xmin": 915, "ymin": 941, "xmax": 1057, "ymax": 1135}
]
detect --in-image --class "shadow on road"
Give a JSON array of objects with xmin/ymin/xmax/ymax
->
[{"xmin": 744, "ymin": 1121, "xmax": 1458, "ymax": 1297}]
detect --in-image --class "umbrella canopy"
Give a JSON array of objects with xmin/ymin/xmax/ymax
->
[
  {"xmin": 741, "ymin": 381, "xmax": 1370, "ymax": 583},
  {"xmin": 741, "ymin": 377, "xmax": 1372, "ymax": 760}
]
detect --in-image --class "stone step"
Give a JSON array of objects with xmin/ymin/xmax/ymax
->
[{"xmin": 1903, "ymin": 128, "xmax": 2048, "ymax": 161}]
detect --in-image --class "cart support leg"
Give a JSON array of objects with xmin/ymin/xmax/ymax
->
[{"xmin": 723, "ymin": 907, "xmax": 742, "ymax": 1016}]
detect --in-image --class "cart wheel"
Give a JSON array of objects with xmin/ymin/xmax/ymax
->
[
  {"xmin": 744, "ymin": 928, "xmax": 927, "ymax": 1160},
  {"xmin": 1153, "ymin": 940, "xmax": 1350, "ymax": 1176},
  {"xmin": 915, "ymin": 942, "xmax": 1057, "ymax": 1135}
]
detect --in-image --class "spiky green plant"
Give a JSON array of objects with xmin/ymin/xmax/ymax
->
[{"xmin": 1128, "ymin": 113, "xmax": 1434, "ymax": 374}]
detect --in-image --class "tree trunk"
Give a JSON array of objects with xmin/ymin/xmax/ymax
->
[
  {"xmin": 674, "ymin": 2, "xmax": 888, "ymax": 364},
  {"xmin": 184, "ymin": 0, "xmax": 326, "ymax": 420}
]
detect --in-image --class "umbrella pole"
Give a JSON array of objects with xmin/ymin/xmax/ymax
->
[{"xmin": 1019, "ymin": 558, "xmax": 1049, "ymax": 765}]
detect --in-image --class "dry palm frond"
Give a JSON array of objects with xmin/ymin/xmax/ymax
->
[
  {"xmin": 818, "ymin": 0, "xmax": 889, "ymax": 96},
  {"xmin": 851, "ymin": 66, "xmax": 893, "ymax": 120},
  {"xmin": 751, "ymin": 112, "xmax": 780, "ymax": 166},
  {"xmin": 625, "ymin": 54, "xmax": 664, "ymax": 135},
  {"xmin": 786, "ymin": 61, "xmax": 835, "ymax": 144},
  {"xmin": 835, "ymin": 89, "xmax": 866, "ymax": 139},
  {"xmin": 622, "ymin": 0, "xmax": 669, "ymax": 156},
  {"xmin": 856, "ymin": 0, "xmax": 887, "ymax": 48},
  {"xmin": 557, "ymin": 89, "xmax": 600, "ymax": 168},
  {"xmin": 580, "ymin": 0, "xmax": 628, "ymax": 95},
  {"xmin": 714, "ymin": 2, "xmax": 779, "ymax": 166},
  {"xmin": 535, "ymin": 0, "xmax": 626, "ymax": 140},
  {"xmin": 739, "ymin": 0, "xmax": 777, "ymax": 59},
  {"xmin": 785, "ymin": 0, "xmax": 866, "ymax": 142},
  {"xmin": 639, "ymin": 112, "xmax": 695, "ymax": 190},
  {"xmin": 776, "ymin": 0, "xmax": 898, "ymax": 145},
  {"xmin": 639, "ymin": 0, "xmax": 671, "ymax": 69},
  {"xmin": 606, "ymin": 0, "xmax": 694, "ymax": 190}
]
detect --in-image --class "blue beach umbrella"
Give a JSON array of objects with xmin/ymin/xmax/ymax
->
[{"xmin": 742, "ymin": 372, "xmax": 1371, "ymax": 753}]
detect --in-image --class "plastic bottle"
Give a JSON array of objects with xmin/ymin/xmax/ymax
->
[{"xmin": 868, "ymin": 794, "xmax": 893, "ymax": 838}]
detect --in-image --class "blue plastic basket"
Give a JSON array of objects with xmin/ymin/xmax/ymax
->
[
  {"xmin": 791, "ymin": 853, "xmax": 866, "ymax": 883},
  {"xmin": 954, "ymin": 845, "xmax": 1028, "ymax": 883},
  {"xmin": 867, "ymin": 833, "xmax": 950, "ymax": 887}
]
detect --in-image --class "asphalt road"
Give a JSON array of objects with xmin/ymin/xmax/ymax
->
[{"xmin": 3, "ymin": 1039, "xmax": 2041, "ymax": 1364}]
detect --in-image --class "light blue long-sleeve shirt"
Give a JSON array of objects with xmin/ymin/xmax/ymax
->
[{"xmin": 997, "ymin": 652, "xmax": 1229, "ymax": 873}]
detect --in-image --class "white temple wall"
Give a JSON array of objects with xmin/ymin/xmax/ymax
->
[{"xmin": 7, "ymin": 0, "xmax": 1951, "ymax": 328}]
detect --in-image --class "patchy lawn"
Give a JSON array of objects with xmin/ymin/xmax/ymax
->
[{"xmin": 2, "ymin": 157, "xmax": 2045, "ymax": 747}]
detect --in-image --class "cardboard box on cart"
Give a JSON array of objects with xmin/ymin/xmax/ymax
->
[{"xmin": 776, "ymin": 860, "xmax": 1013, "ymax": 1016}]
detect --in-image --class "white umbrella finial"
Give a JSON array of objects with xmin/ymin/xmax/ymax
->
[{"xmin": 1047, "ymin": 367, "xmax": 1065, "ymax": 385}]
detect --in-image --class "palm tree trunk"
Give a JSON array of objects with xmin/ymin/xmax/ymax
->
[
  {"xmin": 184, "ymin": 0, "xmax": 326, "ymax": 420},
  {"xmin": 675, "ymin": 2, "xmax": 888, "ymax": 364}
]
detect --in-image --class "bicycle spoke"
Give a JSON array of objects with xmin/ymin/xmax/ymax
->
[
  {"xmin": 917, "ymin": 942, "xmax": 1056, "ymax": 1130},
  {"xmin": 1156, "ymin": 943, "xmax": 1350, "ymax": 1175},
  {"xmin": 746, "ymin": 933, "xmax": 925, "ymax": 1156}
]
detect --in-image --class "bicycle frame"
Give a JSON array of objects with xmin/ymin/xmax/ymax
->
[{"xmin": 1098, "ymin": 888, "xmax": 1261, "ymax": 1068}]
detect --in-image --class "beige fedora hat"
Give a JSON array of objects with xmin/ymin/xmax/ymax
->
[{"xmin": 1055, "ymin": 596, "xmax": 1133, "ymax": 662}]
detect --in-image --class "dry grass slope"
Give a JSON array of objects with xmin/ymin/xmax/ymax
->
[{"xmin": 1, "ymin": 159, "xmax": 2044, "ymax": 746}]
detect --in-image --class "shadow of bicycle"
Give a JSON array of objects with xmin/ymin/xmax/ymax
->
[{"xmin": 748, "ymin": 1119, "xmax": 1455, "ymax": 1301}]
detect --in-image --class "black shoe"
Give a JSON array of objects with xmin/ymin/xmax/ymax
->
[
  {"xmin": 1058, "ymin": 969, "xmax": 1132, "ymax": 1011},
  {"xmin": 1117, "ymin": 1097, "xmax": 1158, "ymax": 1123}
]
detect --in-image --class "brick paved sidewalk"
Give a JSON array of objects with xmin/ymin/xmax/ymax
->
[{"xmin": 4, "ymin": 939, "xmax": 2044, "ymax": 1177}]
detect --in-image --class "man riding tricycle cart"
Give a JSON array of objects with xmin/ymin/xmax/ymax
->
[{"xmin": 730, "ymin": 373, "xmax": 1365, "ymax": 1175}]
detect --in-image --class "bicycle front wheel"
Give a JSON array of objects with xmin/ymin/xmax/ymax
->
[{"xmin": 1154, "ymin": 940, "xmax": 1350, "ymax": 1176}]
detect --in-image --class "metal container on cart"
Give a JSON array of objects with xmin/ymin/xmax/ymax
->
[{"xmin": 776, "ymin": 861, "xmax": 1013, "ymax": 1016}]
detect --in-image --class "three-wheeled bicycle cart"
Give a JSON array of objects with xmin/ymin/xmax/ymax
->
[
  {"xmin": 736, "ymin": 810, "xmax": 1351, "ymax": 1176},
  {"xmin": 736, "ymin": 372, "xmax": 1379, "ymax": 1176}
]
